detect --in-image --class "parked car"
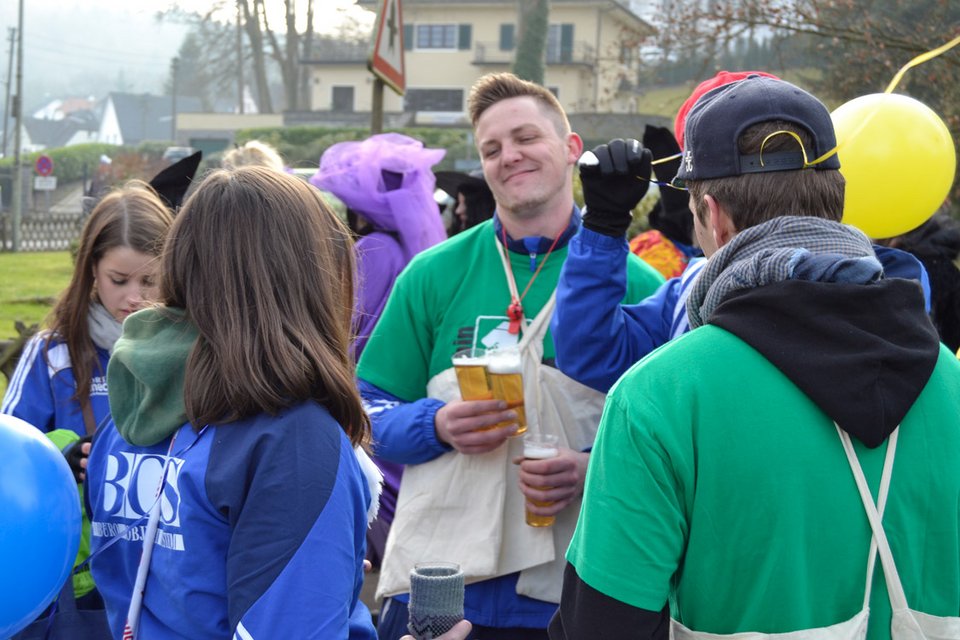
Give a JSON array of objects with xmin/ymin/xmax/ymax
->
[{"xmin": 162, "ymin": 146, "xmax": 196, "ymax": 163}]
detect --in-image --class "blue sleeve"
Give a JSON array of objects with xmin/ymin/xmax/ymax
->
[
  {"xmin": 553, "ymin": 228, "xmax": 680, "ymax": 393},
  {"xmin": 204, "ymin": 404, "xmax": 374, "ymax": 639},
  {"xmin": 359, "ymin": 378, "xmax": 450, "ymax": 464},
  {"xmin": 1, "ymin": 335, "xmax": 56, "ymax": 432},
  {"xmin": 874, "ymin": 244, "xmax": 931, "ymax": 313}
]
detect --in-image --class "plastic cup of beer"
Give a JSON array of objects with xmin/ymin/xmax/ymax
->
[
  {"xmin": 523, "ymin": 433, "xmax": 560, "ymax": 527},
  {"xmin": 487, "ymin": 347, "xmax": 526, "ymax": 435},
  {"xmin": 452, "ymin": 347, "xmax": 493, "ymax": 401}
]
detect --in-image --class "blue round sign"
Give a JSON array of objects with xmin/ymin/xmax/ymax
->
[{"xmin": 35, "ymin": 155, "xmax": 53, "ymax": 177}]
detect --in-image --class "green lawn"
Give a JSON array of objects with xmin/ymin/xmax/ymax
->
[
  {"xmin": 0, "ymin": 251, "xmax": 72, "ymax": 336},
  {"xmin": 0, "ymin": 251, "xmax": 73, "ymax": 397}
]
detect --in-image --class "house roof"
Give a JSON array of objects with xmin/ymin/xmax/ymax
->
[
  {"xmin": 106, "ymin": 92, "xmax": 203, "ymax": 145},
  {"xmin": 60, "ymin": 97, "xmax": 96, "ymax": 114},
  {"xmin": 23, "ymin": 110, "xmax": 99, "ymax": 148}
]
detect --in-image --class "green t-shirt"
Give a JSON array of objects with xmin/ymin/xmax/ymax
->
[
  {"xmin": 567, "ymin": 326, "xmax": 960, "ymax": 638},
  {"xmin": 47, "ymin": 429, "xmax": 95, "ymax": 598},
  {"xmin": 358, "ymin": 219, "xmax": 664, "ymax": 401}
]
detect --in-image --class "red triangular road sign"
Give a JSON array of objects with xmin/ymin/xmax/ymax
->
[{"xmin": 369, "ymin": 0, "xmax": 405, "ymax": 95}]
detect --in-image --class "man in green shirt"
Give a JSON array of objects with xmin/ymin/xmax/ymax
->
[
  {"xmin": 359, "ymin": 72, "xmax": 663, "ymax": 639},
  {"xmin": 552, "ymin": 76, "xmax": 960, "ymax": 638}
]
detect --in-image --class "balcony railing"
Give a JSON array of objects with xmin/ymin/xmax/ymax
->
[
  {"xmin": 304, "ymin": 40, "xmax": 370, "ymax": 63},
  {"xmin": 472, "ymin": 41, "xmax": 596, "ymax": 67}
]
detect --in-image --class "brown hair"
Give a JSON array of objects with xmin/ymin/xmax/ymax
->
[
  {"xmin": 467, "ymin": 72, "xmax": 570, "ymax": 136},
  {"xmin": 48, "ymin": 180, "xmax": 173, "ymax": 411},
  {"xmin": 160, "ymin": 167, "xmax": 370, "ymax": 445},
  {"xmin": 687, "ymin": 120, "xmax": 845, "ymax": 230}
]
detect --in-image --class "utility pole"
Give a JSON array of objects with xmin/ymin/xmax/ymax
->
[
  {"xmin": 11, "ymin": 0, "xmax": 24, "ymax": 251},
  {"xmin": 2, "ymin": 28, "xmax": 14, "ymax": 158},
  {"xmin": 371, "ymin": 79, "xmax": 384, "ymax": 134},
  {"xmin": 170, "ymin": 57, "xmax": 178, "ymax": 142},
  {"xmin": 236, "ymin": 0, "xmax": 244, "ymax": 114}
]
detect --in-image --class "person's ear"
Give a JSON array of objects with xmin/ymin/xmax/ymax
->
[
  {"xmin": 566, "ymin": 133, "xmax": 584, "ymax": 165},
  {"xmin": 705, "ymin": 194, "xmax": 737, "ymax": 248}
]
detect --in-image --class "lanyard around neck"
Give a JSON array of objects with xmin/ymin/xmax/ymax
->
[{"xmin": 497, "ymin": 225, "xmax": 563, "ymax": 335}]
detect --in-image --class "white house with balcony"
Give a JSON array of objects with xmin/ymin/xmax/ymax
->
[{"xmin": 304, "ymin": 0, "xmax": 655, "ymax": 121}]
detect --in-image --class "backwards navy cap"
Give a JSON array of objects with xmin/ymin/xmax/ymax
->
[{"xmin": 675, "ymin": 75, "xmax": 840, "ymax": 183}]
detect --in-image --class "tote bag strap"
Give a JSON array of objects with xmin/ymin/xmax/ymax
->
[
  {"xmin": 518, "ymin": 291, "xmax": 556, "ymax": 351},
  {"xmin": 835, "ymin": 423, "xmax": 910, "ymax": 612},
  {"xmin": 57, "ymin": 578, "xmax": 78, "ymax": 614},
  {"xmin": 80, "ymin": 400, "xmax": 97, "ymax": 436}
]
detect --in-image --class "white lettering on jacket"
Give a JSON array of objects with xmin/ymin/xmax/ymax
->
[{"xmin": 99, "ymin": 452, "xmax": 184, "ymax": 527}]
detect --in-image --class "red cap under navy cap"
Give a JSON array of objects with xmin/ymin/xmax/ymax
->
[
  {"xmin": 675, "ymin": 76, "xmax": 841, "ymax": 184},
  {"xmin": 674, "ymin": 70, "xmax": 780, "ymax": 149}
]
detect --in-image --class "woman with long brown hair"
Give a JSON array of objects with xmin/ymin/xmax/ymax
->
[
  {"xmin": 2, "ymin": 180, "xmax": 173, "ymax": 614},
  {"xmin": 85, "ymin": 167, "xmax": 380, "ymax": 639}
]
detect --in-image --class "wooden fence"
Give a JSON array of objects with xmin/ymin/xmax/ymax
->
[{"xmin": 0, "ymin": 211, "xmax": 85, "ymax": 252}]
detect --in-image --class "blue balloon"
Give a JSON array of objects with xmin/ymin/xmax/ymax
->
[{"xmin": 0, "ymin": 414, "xmax": 81, "ymax": 638}]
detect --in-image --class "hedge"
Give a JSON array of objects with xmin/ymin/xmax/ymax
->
[{"xmin": 232, "ymin": 126, "xmax": 477, "ymax": 172}]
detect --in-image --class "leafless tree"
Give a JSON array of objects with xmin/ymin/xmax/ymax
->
[{"xmin": 649, "ymin": 0, "xmax": 959, "ymax": 204}]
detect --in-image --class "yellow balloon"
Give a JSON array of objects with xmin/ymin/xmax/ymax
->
[{"xmin": 832, "ymin": 93, "xmax": 956, "ymax": 239}]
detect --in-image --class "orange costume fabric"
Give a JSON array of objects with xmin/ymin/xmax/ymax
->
[{"xmin": 629, "ymin": 230, "xmax": 689, "ymax": 279}]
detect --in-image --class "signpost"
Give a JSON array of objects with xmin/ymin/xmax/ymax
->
[
  {"xmin": 34, "ymin": 154, "xmax": 53, "ymax": 177},
  {"xmin": 33, "ymin": 176, "xmax": 56, "ymax": 191},
  {"xmin": 34, "ymin": 154, "xmax": 55, "ymax": 210},
  {"xmin": 369, "ymin": 0, "xmax": 405, "ymax": 134}
]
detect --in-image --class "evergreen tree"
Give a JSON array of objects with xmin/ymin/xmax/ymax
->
[{"xmin": 512, "ymin": 0, "xmax": 549, "ymax": 84}]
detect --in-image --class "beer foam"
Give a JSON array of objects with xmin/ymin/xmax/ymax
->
[
  {"xmin": 524, "ymin": 444, "xmax": 558, "ymax": 459},
  {"xmin": 453, "ymin": 355, "xmax": 488, "ymax": 367},
  {"xmin": 487, "ymin": 350, "xmax": 522, "ymax": 374}
]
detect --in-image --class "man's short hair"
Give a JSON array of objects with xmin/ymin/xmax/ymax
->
[
  {"xmin": 467, "ymin": 72, "xmax": 570, "ymax": 136},
  {"xmin": 681, "ymin": 76, "xmax": 845, "ymax": 230}
]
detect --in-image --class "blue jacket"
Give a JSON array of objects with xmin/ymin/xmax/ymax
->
[
  {"xmin": 552, "ymin": 226, "xmax": 932, "ymax": 393},
  {"xmin": 2, "ymin": 333, "xmax": 111, "ymax": 439},
  {"xmin": 86, "ymin": 401, "xmax": 377, "ymax": 639},
  {"xmin": 3, "ymin": 333, "xmax": 109, "ymax": 598}
]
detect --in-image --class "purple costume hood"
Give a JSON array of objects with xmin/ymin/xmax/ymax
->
[{"xmin": 311, "ymin": 133, "xmax": 447, "ymax": 359}]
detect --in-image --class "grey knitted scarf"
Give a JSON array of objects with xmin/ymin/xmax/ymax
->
[
  {"xmin": 88, "ymin": 302, "xmax": 123, "ymax": 353},
  {"xmin": 687, "ymin": 216, "xmax": 881, "ymax": 328}
]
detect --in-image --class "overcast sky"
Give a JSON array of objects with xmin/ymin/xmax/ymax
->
[{"xmin": 0, "ymin": 0, "xmax": 373, "ymax": 111}]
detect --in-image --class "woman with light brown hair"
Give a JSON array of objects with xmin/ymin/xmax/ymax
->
[
  {"xmin": 86, "ymin": 166, "xmax": 380, "ymax": 639},
  {"xmin": 2, "ymin": 180, "xmax": 172, "ymax": 617}
]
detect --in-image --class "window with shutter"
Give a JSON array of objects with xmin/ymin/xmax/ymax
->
[
  {"xmin": 547, "ymin": 23, "xmax": 575, "ymax": 63},
  {"xmin": 500, "ymin": 24, "xmax": 515, "ymax": 51},
  {"xmin": 560, "ymin": 24, "xmax": 574, "ymax": 63},
  {"xmin": 404, "ymin": 89, "xmax": 464, "ymax": 112},
  {"xmin": 416, "ymin": 24, "xmax": 457, "ymax": 49},
  {"xmin": 458, "ymin": 24, "xmax": 472, "ymax": 50}
]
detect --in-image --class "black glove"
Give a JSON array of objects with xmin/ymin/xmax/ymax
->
[
  {"xmin": 643, "ymin": 125, "xmax": 694, "ymax": 246},
  {"xmin": 64, "ymin": 434, "xmax": 93, "ymax": 484},
  {"xmin": 580, "ymin": 138, "xmax": 652, "ymax": 237}
]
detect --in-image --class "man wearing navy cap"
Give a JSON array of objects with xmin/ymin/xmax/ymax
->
[
  {"xmin": 551, "ymin": 74, "xmax": 929, "ymax": 396},
  {"xmin": 550, "ymin": 76, "xmax": 960, "ymax": 638}
]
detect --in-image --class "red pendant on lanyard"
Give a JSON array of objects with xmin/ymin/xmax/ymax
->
[
  {"xmin": 507, "ymin": 300, "xmax": 524, "ymax": 335},
  {"xmin": 500, "ymin": 225, "xmax": 564, "ymax": 335}
]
